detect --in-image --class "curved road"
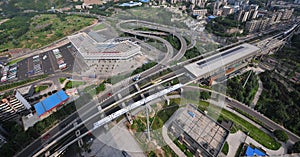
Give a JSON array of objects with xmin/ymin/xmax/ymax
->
[{"xmin": 116, "ymin": 20, "xmax": 187, "ymax": 62}]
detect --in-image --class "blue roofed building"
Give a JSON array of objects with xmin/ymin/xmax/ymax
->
[
  {"xmin": 139, "ymin": 0, "xmax": 150, "ymax": 3},
  {"xmin": 245, "ymin": 146, "xmax": 267, "ymax": 156},
  {"xmin": 34, "ymin": 90, "xmax": 69, "ymax": 117}
]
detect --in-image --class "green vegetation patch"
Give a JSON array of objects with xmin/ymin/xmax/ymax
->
[
  {"xmin": 222, "ymin": 142, "xmax": 229, "ymax": 155},
  {"xmin": 205, "ymin": 14, "xmax": 244, "ymax": 37},
  {"xmin": 162, "ymin": 35, "xmax": 181, "ymax": 50},
  {"xmin": 292, "ymin": 141, "xmax": 300, "ymax": 153},
  {"xmin": 0, "ymin": 100, "xmax": 76, "ymax": 156},
  {"xmin": 184, "ymin": 47, "xmax": 202, "ymax": 59},
  {"xmin": 161, "ymin": 145, "xmax": 178, "ymax": 157},
  {"xmin": 65, "ymin": 81, "xmax": 85, "ymax": 89},
  {"xmin": 92, "ymin": 23, "xmax": 107, "ymax": 31},
  {"xmin": 59, "ymin": 77, "xmax": 66, "ymax": 84},
  {"xmin": 227, "ymin": 70, "xmax": 259, "ymax": 105},
  {"xmin": 221, "ymin": 109, "xmax": 281, "ymax": 150},
  {"xmin": 0, "ymin": 74, "xmax": 48, "ymax": 92},
  {"xmin": 131, "ymin": 62, "xmax": 157, "ymax": 75},
  {"xmin": 151, "ymin": 100, "xmax": 179, "ymax": 130},
  {"xmin": 116, "ymin": 6, "xmax": 187, "ymax": 28},
  {"xmin": 34, "ymin": 85, "xmax": 48, "ymax": 93},
  {"xmin": 173, "ymin": 139, "xmax": 193, "ymax": 157},
  {"xmin": 0, "ymin": 14, "xmax": 95, "ymax": 50},
  {"xmin": 273, "ymin": 130, "xmax": 288, "ymax": 142},
  {"xmin": 95, "ymin": 83, "xmax": 106, "ymax": 94},
  {"xmin": 7, "ymin": 58, "xmax": 23, "ymax": 66},
  {"xmin": 256, "ymin": 72, "xmax": 300, "ymax": 136},
  {"xmin": 235, "ymin": 143, "xmax": 245, "ymax": 157}
]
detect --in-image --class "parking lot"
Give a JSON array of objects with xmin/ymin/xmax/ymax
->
[
  {"xmin": 0, "ymin": 43, "xmax": 80, "ymax": 83},
  {"xmin": 17, "ymin": 51, "xmax": 56, "ymax": 80},
  {"xmin": 1, "ymin": 64, "xmax": 18, "ymax": 82},
  {"xmin": 16, "ymin": 44, "xmax": 77, "ymax": 81},
  {"xmin": 58, "ymin": 44, "xmax": 76, "ymax": 72}
]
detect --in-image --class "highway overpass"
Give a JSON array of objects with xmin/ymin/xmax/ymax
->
[{"xmin": 29, "ymin": 21, "xmax": 300, "ymax": 157}]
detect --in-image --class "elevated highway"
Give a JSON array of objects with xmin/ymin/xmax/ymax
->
[
  {"xmin": 117, "ymin": 20, "xmax": 187, "ymax": 62},
  {"xmin": 30, "ymin": 22, "xmax": 300, "ymax": 157}
]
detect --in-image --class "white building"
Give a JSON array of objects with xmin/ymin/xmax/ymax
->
[{"xmin": 68, "ymin": 32, "xmax": 144, "ymax": 75}]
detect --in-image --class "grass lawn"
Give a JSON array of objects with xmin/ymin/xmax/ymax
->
[
  {"xmin": 65, "ymin": 81, "xmax": 85, "ymax": 89},
  {"xmin": 59, "ymin": 78, "xmax": 66, "ymax": 84},
  {"xmin": 222, "ymin": 142, "xmax": 229, "ymax": 155},
  {"xmin": 92, "ymin": 23, "xmax": 106, "ymax": 31},
  {"xmin": 221, "ymin": 109, "xmax": 281, "ymax": 150},
  {"xmin": 34, "ymin": 85, "xmax": 48, "ymax": 93}
]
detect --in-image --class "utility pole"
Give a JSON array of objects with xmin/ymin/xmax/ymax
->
[
  {"xmin": 145, "ymin": 104, "xmax": 151, "ymax": 141},
  {"xmin": 243, "ymin": 70, "xmax": 253, "ymax": 88}
]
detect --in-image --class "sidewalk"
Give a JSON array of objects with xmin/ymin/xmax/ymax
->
[
  {"xmin": 251, "ymin": 77, "xmax": 263, "ymax": 108},
  {"xmin": 226, "ymin": 131, "xmax": 247, "ymax": 157}
]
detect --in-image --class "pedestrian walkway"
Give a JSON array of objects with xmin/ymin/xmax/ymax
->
[
  {"xmin": 226, "ymin": 131, "xmax": 247, "ymax": 157},
  {"xmin": 251, "ymin": 77, "xmax": 263, "ymax": 108}
]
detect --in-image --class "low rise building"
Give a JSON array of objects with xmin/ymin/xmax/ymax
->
[
  {"xmin": 34, "ymin": 90, "xmax": 69, "ymax": 117},
  {"xmin": 281, "ymin": 8, "xmax": 294, "ymax": 20},
  {"xmin": 222, "ymin": 6, "xmax": 234, "ymax": 16},
  {"xmin": 68, "ymin": 32, "xmax": 145, "ymax": 76},
  {"xmin": 193, "ymin": 9, "xmax": 208, "ymax": 19},
  {"xmin": 17, "ymin": 85, "xmax": 34, "ymax": 99},
  {"xmin": 169, "ymin": 104, "xmax": 229, "ymax": 157}
]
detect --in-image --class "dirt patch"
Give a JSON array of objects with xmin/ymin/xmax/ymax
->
[
  {"xmin": 155, "ymin": 147, "xmax": 166, "ymax": 157},
  {"xmin": 46, "ymin": 33, "xmax": 53, "ymax": 38}
]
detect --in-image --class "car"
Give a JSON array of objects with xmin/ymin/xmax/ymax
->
[
  {"xmin": 132, "ymin": 74, "xmax": 140, "ymax": 82},
  {"xmin": 108, "ymin": 93, "xmax": 112, "ymax": 96},
  {"xmin": 122, "ymin": 151, "xmax": 129, "ymax": 157},
  {"xmin": 43, "ymin": 134, "xmax": 50, "ymax": 140}
]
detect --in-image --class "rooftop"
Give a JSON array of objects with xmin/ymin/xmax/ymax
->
[
  {"xmin": 17, "ymin": 85, "xmax": 33, "ymax": 96},
  {"xmin": 68, "ymin": 32, "xmax": 141, "ymax": 60},
  {"xmin": 184, "ymin": 43, "xmax": 259, "ymax": 78},
  {"xmin": 245, "ymin": 146, "xmax": 267, "ymax": 156},
  {"xmin": 170, "ymin": 104, "xmax": 229, "ymax": 157},
  {"xmin": 34, "ymin": 90, "xmax": 69, "ymax": 116}
]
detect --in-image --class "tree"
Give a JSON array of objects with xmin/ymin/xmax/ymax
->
[
  {"xmin": 292, "ymin": 141, "xmax": 300, "ymax": 153},
  {"xmin": 200, "ymin": 91, "xmax": 210, "ymax": 100},
  {"xmin": 274, "ymin": 130, "xmax": 288, "ymax": 142}
]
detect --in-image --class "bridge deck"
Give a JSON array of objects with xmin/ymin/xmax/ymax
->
[{"xmin": 184, "ymin": 43, "xmax": 259, "ymax": 78}]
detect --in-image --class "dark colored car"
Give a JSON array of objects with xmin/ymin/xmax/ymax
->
[{"xmin": 122, "ymin": 151, "xmax": 130, "ymax": 157}]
